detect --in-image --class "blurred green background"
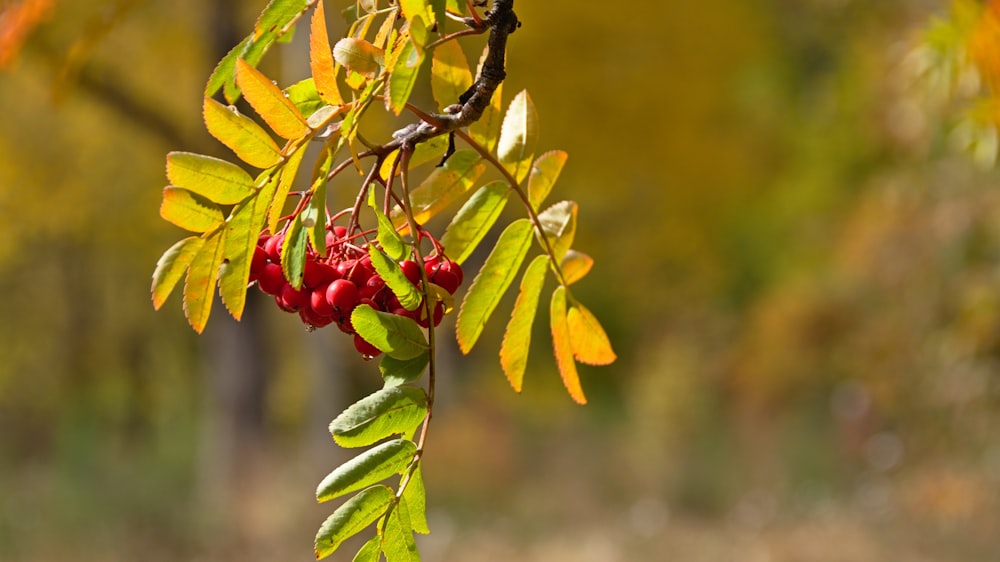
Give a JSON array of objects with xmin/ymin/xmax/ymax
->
[{"xmin": 3, "ymin": 0, "xmax": 1000, "ymax": 560}]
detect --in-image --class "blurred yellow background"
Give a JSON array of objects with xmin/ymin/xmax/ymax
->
[{"xmin": 2, "ymin": 0, "xmax": 999, "ymax": 560}]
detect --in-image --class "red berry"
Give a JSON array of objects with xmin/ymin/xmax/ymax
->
[
  {"xmin": 348, "ymin": 257, "xmax": 374, "ymax": 286},
  {"xmin": 431, "ymin": 269, "xmax": 460, "ymax": 295},
  {"xmin": 440, "ymin": 260, "xmax": 463, "ymax": 285},
  {"xmin": 250, "ymin": 245, "xmax": 267, "ymax": 275},
  {"xmin": 278, "ymin": 283, "xmax": 309, "ymax": 312},
  {"xmin": 264, "ymin": 233, "xmax": 283, "ymax": 262},
  {"xmin": 300, "ymin": 307, "xmax": 333, "ymax": 328},
  {"xmin": 416, "ymin": 301, "xmax": 445, "ymax": 328},
  {"xmin": 333, "ymin": 225, "xmax": 348, "ymax": 239},
  {"xmin": 353, "ymin": 333, "xmax": 382, "ymax": 358},
  {"xmin": 400, "ymin": 260, "xmax": 421, "ymax": 285},
  {"xmin": 326, "ymin": 279, "xmax": 358, "ymax": 313},
  {"xmin": 257, "ymin": 263, "xmax": 285, "ymax": 295},
  {"xmin": 310, "ymin": 285, "xmax": 335, "ymax": 317},
  {"xmin": 303, "ymin": 259, "xmax": 337, "ymax": 288}
]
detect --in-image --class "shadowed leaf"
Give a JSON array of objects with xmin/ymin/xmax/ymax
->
[
  {"xmin": 314, "ymin": 485, "xmax": 394, "ymax": 559},
  {"xmin": 431, "ymin": 38, "xmax": 472, "ymax": 110},
  {"xmin": 329, "ymin": 386, "xmax": 428, "ymax": 448},
  {"xmin": 317, "ymin": 439, "xmax": 417, "ymax": 502}
]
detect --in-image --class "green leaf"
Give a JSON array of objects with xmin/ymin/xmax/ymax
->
[
  {"xmin": 334, "ymin": 37, "xmax": 384, "ymax": 76},
  {"xmin": 315, "ymin": 485, "xmax": 394, "ymax": 559},
  {"xmin": 205, "ymin": 34, "xmax": 252, "ymax": 103},
  {"xmin": 329, "ymin": 386, "xmax": 428, "ymax": 448},
  {"xmin": 152, "ymin": 237, "xmax": 205, "ymax": 310},
  {"xmin": 499, "ymin": 255, "xmax": 549, "ymax": 392},
  {"xmin": 183, "ymin": 229, "xmax": 226, "ymax": 334},
  {"xmin": 369, "ymin": 247, "xmax": 422, "ymax": 311},
  {"xmin": 456, "ymin": 219, "xmax": 534, "ymax": 354},
  {"xmin": 440, "ymin": 181, "xmax": 509, "ymax": 265},
  {"xmin": 391, "ymin": 150, "xmax": 485, "ymax": 232},
  {"xmin": 550, "ymin": 286, "xmax": 586, "ymax": 404},
  {"xmin": 306, "ymin": 149, "xmax": 336, "ymax": 257},
  {"xmin": 353, "ymin": 536, "xmax": 382, "ymax": 562},
  {"xmin": 431, "ymin": 38, "xmax": 472, "ymax": 110},
  {"xmin": 281, "ymin": 213, "xmax": 309, "ymax": 289},
  {"xmin": 537, "ymin": 200, "xmax": 577, "ymax": 262},
  {"xmin": 160, "ymin": 188, "xmax": 225, "ymax": 233},
  {"xmin": 380, "ymin": 352, "xmax": 430, "ymax": 388},
  {"xmin": 219, "ymin": 173, "xmax": 279, "ymax": 320},
  {"xmin": 402, "ymin": 464, "xmax": 429, "ymax": 534},
  {"xmin": 352, "ymin": 304, "xmax": 428, "ymax": 359},
  {"xmin": 268, "ymin": 145, "xmax": 307, "ymax": 235},
  {"xmin": 382, "ymin": 496, "xmax": 419, "ymax": 562},
  {"xmin": 526, "ymin": 150, "xmax": 567, "ymax": 210},
  {"xmin": 317, "ymin": 439, "xmax": 417, "ymax": 502},
  {"xmin": 560, "ymin": 250, "xmax": 593, "ymax": 285},
  {"xmin": 497, "ymin": 89, "xmax": 538, "ymax": 184},
  {"xmin": 203, "ymin": 97, "xmax": 283, "ymax": 169},
  {"xmin": 445, "ymin": 0, "xmax": 465, "ymax": 15},
  {"xmin": 374, "ymin": 205, "xmax": 406, "ymax": 261},
  {"xmin": 468, "ymin": 48, "xmax": 502, "ymax": 153},
  {"xmin": 286, "ymin": 78, "xmax": 326, "ymax": 118},
  {"xmin": 166, "ymin": 152, "xmax": 254, "ymax": 205},
  {"xmin": 567, "ymin": 300, "xmax": 617, "ymax": 366},
  {"xmin": 254, "ymin": 0, "xmax": 310, "ymax": 40},
  {"xmin": 235, "ymin": 58, "xmax": 310, "ymax": 140},
  {"xmin": 386, "ymin": 37, "xmax": 424, "ymax": 115}
]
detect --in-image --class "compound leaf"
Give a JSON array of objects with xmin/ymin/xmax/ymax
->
[
  {"xmin": 160, "ymin": 188, "xmax": 224, "ymax": 233},
  {"xmin": 352, "ymin": 304, "xmax": 428, "ymax": 359},
  {"xmin": 315, "ymin": 485, "xmax": 394, "ymax": 560},
  {"xmin": 440, "ymin": 180, "xmax": 509, "ymax": 265},
  {"xmin": 499, "ymin": 254, "xmax": 548, "ymax": 392},
  {"xmin": 567, "ymin": 300, "xmax": 617, "ymax": 365},
  {"xmin": 152, "ymin": 236, "xmax": 205, "ymax": 310},
  {"xmin": 551, "ymin": 286, "xmax": 586, "ymax": 404},
  {"xmin": 309, "ymin": 0, "xmax": 344, "ymax": 105},
  {"xmin": 526, "ymin": 150, "xmax": 567, "ymax": 210},
  {"xmin": 166, "ymin": 152, "xmax": 254, "ymax": 205},
  {"xmin": 235, "ymin": 58, "xmax": 310, "ymax": 140},
  {"xmin": 203, "ymin": 97, "xmax": 283, "ymax": 169},
  {"xmin": 456, "ymin": 218, "xmax": 533, "ymax": 353},
  {"xmin": 183, "ymin": 229, "xmax": 226, "ymax": 334},
  {"xmin": 329, "ymin": 386, "xmax": 428, "ymax": 448},
  {"xmin": 497, "ymin": 89, "xmax": 538, "ymax": 184},
  {"xmin": 317, "ymin": 439, "xmax": 417, "ymax": 502},
  {"xmin": 431, "ymin": 38, "xmax": 472, "ymax": 110}
]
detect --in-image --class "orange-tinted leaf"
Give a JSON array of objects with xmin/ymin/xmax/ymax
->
[
  {"xmin": 166, "ymin": 152, "xmax": 254, "ymax": 205},
  {"xmin": 203, "ymin": 97, "xmax": 283, "ymax": 169},
  {"xmin": 235, "ymin": 58, "xmax": 310, "ymax": 139},
  {"xmin": 560, "ymin": 250, "xmax": 593, "ymax": 285},
  {"xmin": 497, "ymin": 89, "xmax": 538, "ymax": 184},
  {"xmin": 309, "ymin": 0, "xmax": 344, "ymax": 106},
  {"xmin": 152, "ymin": 236, "xmax": 205, "ymax": 310},
  {"xmin": 183, "ymin": 229, "xmax": 226, "ymax": 333},
  {"xmin": 527, "ymin": 150, "xmax": 567, "ymax": 210},
  {"xmin": 537, "ymin": 200, "xmax": 577, "ymax": 262},
  {"xmin": 550, "ymin": 286, "xmax": 586, "ymax": 404},
  {"xmin": 500, "ymin": 254, "xmax": 549, "ymax": 392},
  {"xmin": 567, "ymin": 300, "xmax": 616, "ymax": 365},
  {"xmin": 160, "ymin": 187, "xmax": 225, "ymax": 233},
  {"xmin": 431, "ymin": 39, "xmax": 472, "ymax": 110}
]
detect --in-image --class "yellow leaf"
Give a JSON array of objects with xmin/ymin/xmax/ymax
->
[
  {"xmin": 560, "ymin": 250, "xmax": 593, "ymax": 285},
  {"xmin": 500, "ymin": 255, "xmax": 549, "ymax": 392},
  {"xmin": 431, "ymin": 39, "xmax": 473, "ymax": 110},
  {"xmin": 550, "ymin": 286, "xmax": 586, "ymax": 404},
  {"xmin": 567, "ymin": 300, "xmax": 616, "ymax": 366},
  {"xmin": 309, "ymin": 0, "xmax": 344, "ymax": 106},
  {"xmin": 160, "ymin": 187, "xmax": 225, "ymax": 233},
  {"xmin": 183, "ymin": 230, "xmax": 226, "ymax": 333},
  {"xmin": 203, "ymin": 97, "xmax": 283, "ymax": 169},
  {"xmin": 235, "ymin": 58, "xmax": 310, "ymax": 139}
]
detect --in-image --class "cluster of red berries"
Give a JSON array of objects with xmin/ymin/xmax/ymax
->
[{"xmin": 249, "ymin": 225, "xmax": 463, "ymax": 358}]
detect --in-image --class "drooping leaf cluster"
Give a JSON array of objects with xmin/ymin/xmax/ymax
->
[{"xmin": 150, "ymin": 0, "xmax": 616, "ymax": 559}]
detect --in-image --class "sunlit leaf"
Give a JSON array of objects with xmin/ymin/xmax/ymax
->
[
  {"xmin": 183, "ymin": 230, "xmax": 226, "ymax": 334},
  {"xmin": 317, "ymin": 439, "xmax": 417, "ymax": 502},
  {"xmin": 286, "ymin": 77, "xmax": 326, "ymax": 118},
  {"xmin": 219, "ymin": 174, "xmax": 279, "ymax": 320},
  {"xmin": 203, "ymin": 97, "xmax": 283, "ymax": 169},
  {"xmin": 497, "ymin": 89, "xmax": 538, "ymax": 184},
  {"xmin": 254, "ymin": 0, "xmax": 310, "ymax": 40},
  {"xmin": 386, "ymin": 38, "xmax": 424, "ymax": 115},
  {"xmin": 369, "ymin": 247, "xmax": 422, "ymax": 311},
  {"xmin": 329, "ymin": 386, "xmax": 428, "ymax": 448},
  {"xmin": 380, "ymin": 352, "xmax": 430, "ymax": 387},
  {"xmin": 334, "ymin": 37, "xmax": 383, "ymax": 76},
  {"xmin": 374, "ymin": 205, "xmax": 406, "ymax": 261},
  {"xmin": 205, "ymin": 35, "xmax": 252, "ymax": 103},
  {"xmin": 160, "ymin": 188, "xmax": 225, "ymax": 233},
  {"xmin": 353, "ymin": 536, "xmax": 382, "ymax": 562},
  {"xmin": 468, "ymin": 47, "xmax": 503, "ymax": 153},
  {"xmin": 499, "ymin": 255, "xmax": 548, "ymax": 392},
  {"xmin": 401, "ymin": 464, "xmax": 429, "ymax": 534},
  {"xmin": 560, "ymin": 250, "xmax": 593, "ymax": 286},
  {"xmin": 235, "ymin": 58, "xmax": 310, "ymax": 139},
  {"xmin": 391, "ymin": 150, "xmax": 485, "ymax": 233},
  {"xmin": 456, "ymin": 219, "xmax": 534, "ymax": 353},
  {"xmin": 379, "ymin": 136, "xmax": 449, "ymax": 178},
  {"xmin": 526, "ymin": 150, "xmax": 567, "ymax": 210},
  {"xmin": 382, "ymin": 495, "xmax": 419, "ymax": 562},
  {"xmin": 152, "ymin": 237, "xmax": 205, "ymax": 310},
  {"xmin": 550, "ymin": 286, "xmax": 586, "ymax": 404},
  {"xmin": 310, "ymin": 0, "xmax": 344, "ymax": 105},
  {"xmin": 352, "ymin": 304, "xmax": 429, "ymax": 359},
  {"xmin": 446, "ymin": 0, "xmax": 465, "ymax": 15},
  {"xmin": 281, "ymin": 213, "xmax": 309, "ymax": 288},
  {"xmin": 315, "ymin": 485, "xmax": 394, "ymax": 559},
  {"xmin": 537, "ymin": 200, "xmax": 577, "ymax": 262},
  {"xmin": 567, "ymin": 300, "xmax": 617, "ymax": 365},
  {"xmin": 440, "ymin": 180, "xmax": 510, "ymax": 265},
  {"xmin": 166, "ymin": 152, "xmax": 254, "ymax": 205},
  {"xmin": 431, "ymin": 39, "xmax": 473, "ymax": 110},
  {"xmin": 268, "ymin": 145, "xmax": 306, "ymax": 235}
]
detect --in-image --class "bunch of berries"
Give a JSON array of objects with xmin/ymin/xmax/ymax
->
[{"xmin": 249, "ymin": 225, "xmax": 463, "ymax": 358}]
